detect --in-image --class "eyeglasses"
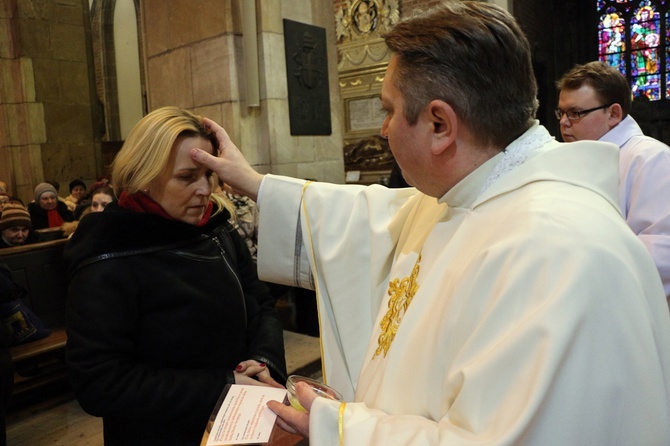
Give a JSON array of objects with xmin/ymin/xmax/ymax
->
[{"xmin": 554, "ymin": 103, "xmax": 613, "ymax": 121}]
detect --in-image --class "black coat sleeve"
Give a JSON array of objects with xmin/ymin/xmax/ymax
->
[{"xmin": 226, "ymin": 226, "xmax": 288, "ymax": 383}]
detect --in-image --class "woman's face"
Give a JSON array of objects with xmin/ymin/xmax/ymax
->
[
  {"xmin": 90, "ymin": 192, "xmax": 113, "ymax": 212},
  {"xmin": 71, "ymin": 185, "xmax": 86, "ymax": 200},
  {"xmin": 147, "ymin": 136, "xmax": 213, "ymax": 225},
  {"xmin": 2, "ymin": 226, "xmax": 29, "ymax": 246},
  {"xmin": 39, "ymin": 192, "xmax": 58, "ymax": 210}
]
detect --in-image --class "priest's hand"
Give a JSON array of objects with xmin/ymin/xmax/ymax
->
[
  {"xmin": 189, "ymin": 117, "xmax": 264, "ymax": 201},
  {"xmin": 267, "ymin": 381, "xmax": 317, "ymax": 438}
]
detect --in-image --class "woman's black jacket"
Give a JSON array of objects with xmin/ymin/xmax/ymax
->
[
  {"xmin": 28, "ymin": 200, "xmax": 74, "ymax": 230},
  {"xmin": 63, "ymin": 202, "xmax": 287, "ymax": 445}
]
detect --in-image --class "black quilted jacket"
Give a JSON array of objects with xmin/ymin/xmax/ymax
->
[{"xmin": 64, "ymin": 202, "xmax": 286, "ymax": 445}]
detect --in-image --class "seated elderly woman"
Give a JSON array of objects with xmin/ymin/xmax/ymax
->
[
  {"xmin": 64, "ymin": 106, "xmax": 287, "ymax": 445},
  {"xmin": 28, "ymin": 183, "xmax": 74, "ymax": 230},
  {"xmin": 0, "ymin": 203, "xmax": 40, "ymax": 248}
]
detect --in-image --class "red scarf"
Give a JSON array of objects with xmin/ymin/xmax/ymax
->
[
  {"xmin": 47, "ymin": 209, "xmax": 64, "ymax": 227},
  {"xmin": 118, "ymin": 191, "xmax": 213, "ymax": 227}
]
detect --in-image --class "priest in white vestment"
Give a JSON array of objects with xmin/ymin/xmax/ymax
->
[{"xmin": 191, "ymin": 2, "xmax": 670, "ymax": 445}]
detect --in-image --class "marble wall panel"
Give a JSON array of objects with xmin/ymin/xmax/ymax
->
[
  {"xmin": 0, "ymin": 145, "xmax": 11, "ymax": 191},
  {"xmin": 0, "ymin": 0, "xmax": 99, "ymax": 204},
  {"xmin": 50, "ymin": 22, "xmax": 86, "ymax": 62},
  {"xmin": 143, "ymin": 0, "xmax": 170, "ymax": 57},
  {"xmin": 141, "ymin": 0, "xmax": 345, "ymax": 186},
  {"xmin": 168, "ymin": 0, "xmax": 198, "ymax": 49},
  {"xmin": 59, "ymin": 60, "xmax": 90, "ymax": 104},
  {"xmin": 0, "ymin": 17, "xmax": 15, "ymax": 59},
  {"xmin": 258, "ymin": 0, "xmax": 282, "ymax": 34},
  {"xmin": 191, "ymin": 35, "xmax": 237, "ymax": 106},
  {"xmin": 17, "ymin": 18, "xmax": 51, "ymax": 58},
  {"xmin": 41, "ymin": 142, "xmax": 71, "ymax": 183},
  {"xmin": 18, "ymin": 58, "xmax": 36, "ymax": 103},
  {"xmin": 161, "ymin": 0, "xmax": 236, "ymax": 47},
  {"xmin": 263, "ymin": 99, "xmax": 293, "ymax": 164},
  {"xmin": 5, "ymin": 103, "xmax": 28, "ymax": 146},
  {"xmin": 16, "ymin": 0, "xmax": 51, "ymax": 20},
  {"xmin": 0, "ymin": 104, "xmax": 9, "ymax": 147},
  {"xmin": 313, "ymin": 134, "xmax": 345, "ymax": 162},
  {"xmin": 297, "ymin": 159, "xmax": 344, "ymax": 183},
  {"xmin": 218, "ymin": 101, "xmax": 241, "ymax": 146},
  {"xmin": 11, "ymin": 144, "xmax": 44, "ymax": 203},
  {"xmin": 239, "ymin": 104, "xmax": 271, "ymax": 166},
  {"xmin": 32, "ymin": 58, "xmax": 61, "ymax": 101},
  {"xmin": 198, "ymin": 0, "xmax": 236, "ymax": 38},
  {"xmin": 282, "ymin": 0, "xmax": 313, "ymax": 25},
  {"xmin": 27, "ymin": 102, "xmax": 46, "ymax": 144},
  {"xmin": 269, "ymin": 163, "xmax": 299, "ymax": 179},
  {"xmin": 0, "ymin": 59, "xmax": 28, "ymax": 103},
  {"xmin": 69, "ymin": 142, "xmax": 97, "ymax": 180},
  {"xmin": 43, "ymin": 102, "xmax": 92, "ymax": 144},
  {"xmin": 53, "ymin": 0, "xmax": 83, "ymax": 26},
  {"xmin": 147, "ymin": 48, "xmax": 193, "ymax": 109},
  {"xmin": 259, "ymin": 32, "xmax": 288, "ymax": 101},
  {"xmin": 0, "ymin": 0, "xmax": 12, "ymax": 19}
]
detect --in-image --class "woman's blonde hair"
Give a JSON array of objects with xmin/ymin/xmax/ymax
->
[{"xmin": 112, "ymin": 106, "xmax": 235, "ymax": 217}]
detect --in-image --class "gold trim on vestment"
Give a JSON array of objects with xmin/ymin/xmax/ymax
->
[
  {"xmin": 339, "ymin": 402, "xmax": 347, "ymax": 446},
  {"xmin": 373, "ymin": 253, "xmax": 421, "ymax": 358}
]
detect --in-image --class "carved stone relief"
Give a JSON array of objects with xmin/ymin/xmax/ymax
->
[{"xmin": 335, "ymin": 0, "xmax": 400, "ymax": 43}]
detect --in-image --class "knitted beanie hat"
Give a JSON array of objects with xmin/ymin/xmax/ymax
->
[
  {"xmin": 34, "ymin": 182, "xmax": 58, "ymax": 203},
  {"xmin": 0, "ymin": 203, "xmax": 32, "ymax": 230}
]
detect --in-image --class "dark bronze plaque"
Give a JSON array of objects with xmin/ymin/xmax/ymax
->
[{"xmin": 283, "ymin": 19, "xmax": 332, "ymax": 135}]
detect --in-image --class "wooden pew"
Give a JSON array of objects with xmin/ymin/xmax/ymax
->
[{"xmin": 1, "ymin": 238, "xmax": 69, "ymax": 394}]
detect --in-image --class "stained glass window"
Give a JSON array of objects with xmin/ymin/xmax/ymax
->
[{"xmin": 597, "ymin": 0, "xmax": 669, "ymax": 101}]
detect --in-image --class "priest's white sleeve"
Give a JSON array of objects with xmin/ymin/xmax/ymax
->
[{"xmin": 257, "ymin": 174, "xmax": 417, "ymax": 399}]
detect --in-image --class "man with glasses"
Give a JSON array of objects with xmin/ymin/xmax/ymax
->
[{"xmin": 557, "ymin": 61, "xmax": 670, "ymax": 303}]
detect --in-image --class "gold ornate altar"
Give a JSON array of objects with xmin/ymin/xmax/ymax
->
[{"xmin": 335, "ymin": 0, "xmax": 400, "ymax": 185}]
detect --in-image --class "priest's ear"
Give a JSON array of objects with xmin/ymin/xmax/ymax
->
[{"xmin": 426, "ymin": 99, "xmax": 458, "ymax": 155}]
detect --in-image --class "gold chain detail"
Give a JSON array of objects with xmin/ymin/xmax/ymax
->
[{"xmin": 373, "ymin": 253, "xmax": 422, "ymax": 359}]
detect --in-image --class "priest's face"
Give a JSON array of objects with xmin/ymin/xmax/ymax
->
[
  {"xmin": 147, "ymin": 136, "xmax": 213, "ymax": 225},
  {"xmin": 380, "ymin": 56, "xmax": 431, "ymax": 192},
  {"xmin": 557, "ymin": 85, "xmax": 618, "ymax": 142}
]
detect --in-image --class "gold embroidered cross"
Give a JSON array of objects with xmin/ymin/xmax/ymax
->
[{"xmin": 373, "ymin": 253, "xmax": 422, "ymax": 359}]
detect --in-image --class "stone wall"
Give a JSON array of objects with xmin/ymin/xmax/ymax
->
[
  {"xmin": 140, "ymin": 0, "xmax": 345, "ymax": 184},
  {"xmin": 0, "ymin": 0, "xmax": 99, "ymax": 204}
]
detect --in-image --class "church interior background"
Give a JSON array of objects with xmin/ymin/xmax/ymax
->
[{"xmin": 0, "ymin": 0, "xmax": 668, "ymax": 205}]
